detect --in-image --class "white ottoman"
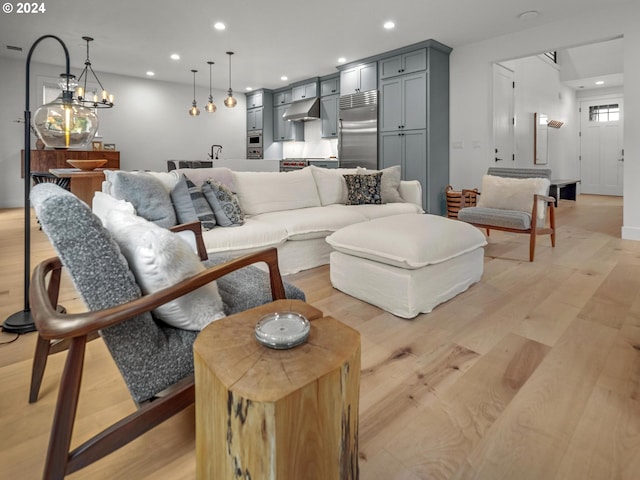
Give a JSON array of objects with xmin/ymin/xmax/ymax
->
[{"xmin": 325, "ymin": 213, "xmax": 487, "ymax": 318}]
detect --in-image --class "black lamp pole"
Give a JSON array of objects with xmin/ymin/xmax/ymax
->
[{"xmin": 2, "ymin": 35, "xmax": 71, "ymax": 334}]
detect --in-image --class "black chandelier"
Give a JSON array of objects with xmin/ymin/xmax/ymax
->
[{"xmin": 75, "ymin": 36, "xmax": 114, "ymax": 108}]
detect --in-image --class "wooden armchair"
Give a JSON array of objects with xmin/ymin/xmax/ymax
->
[
  {"xmin": 28, "ymin": 183, "xmax": 306, "ymax": 479},
  {"xmin": 458, "ymin": 167, "xmax": 556, "ymax": 262}
]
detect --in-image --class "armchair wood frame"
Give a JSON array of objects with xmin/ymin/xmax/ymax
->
[
  {"xmin": 460, "ymin": 190, "xmax": 556, "ymax": 262},
  {"xmin": 29, "ymin": 247, "xmax": 287, "ymax": 479}
]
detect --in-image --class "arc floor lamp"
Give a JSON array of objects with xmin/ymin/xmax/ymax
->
[{"xmin": 2, "ymin": 35, "xmax": 98, "ymax": 334}]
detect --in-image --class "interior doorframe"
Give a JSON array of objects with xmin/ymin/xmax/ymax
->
[{"xmin": 492, "ymin": 63, "xmax": 516, "ymax": 165}]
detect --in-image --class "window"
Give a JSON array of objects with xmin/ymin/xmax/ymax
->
[{"xmin": 589, "ymin": 104, "xmax": 620, "ymax": 122}]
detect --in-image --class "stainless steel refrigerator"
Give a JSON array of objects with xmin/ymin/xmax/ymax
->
[{"xmin": 338, "ymin": 90, "xmax": 378, "ymax": 169}]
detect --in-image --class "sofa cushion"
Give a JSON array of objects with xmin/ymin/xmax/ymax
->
[
  {"xmin": 326, "ymin": 213, "xmax": 487, "ymax": 269},
  {"xmin": 356, "ymin": 165, "xmax": 404, "ymax": 203},
  {"xmin": 105, "ymin": 170, "xmax": 177, "ymax": 228},
  {"xmin": 328, "ymin": 202, "xmax": 422, "ymax": 221},
  {"xmin": 477, "ymin": 174, "xmax": 550, "ymax": 220},
  {"xmin": 105, "ymin": 210, "xmax": 226, "ymax": 331},
  {"xmin": 309, "ymin": 165, "xmax": 359, "ymax": 205},
  {"xmin": 92, "ymin": 191, "xmax": 136, "ymax": 225},
  {"xmin": 202, "ymin": 180, "xmax": 245, "ymax": 227},
  {"xmin": 343, "ymin": 172, "xmax": 382, "ymax": 205},
  {"xmin": 201, "ymin": 218, "xmax": 288, "ymax": 254},
  {"xmin": 186, "ymin": 178, "xmax": 217, "ymax": 230},
  {"xmin": 233, "ymin": 168, "xmax": 321, "ymax": 215},
  {"xmin": 171, "ymin": 174, "xmax": 199, "ymax": 224},
  {"xmin": 458, "ymin": 206, "xmax": 532, "ymax": 230},
  {"xmin": 253, "ymin": 206, "xmax": 368, "ymax": 241}
]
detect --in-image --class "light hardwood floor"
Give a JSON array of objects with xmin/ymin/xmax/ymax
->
[{"xmin": 1, "ymin": 195, "xmax": 639, "ymax": 479}]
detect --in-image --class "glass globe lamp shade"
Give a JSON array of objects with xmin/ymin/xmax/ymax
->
[
  {"xmin": 32, "ymin": 90, "xmax": 99, "ymax": 149},
  {"xmin": 224, "ymin": 91, "xmax": 237, "ymax": 108},
  {"xmin": 205, "ymin": 96, "xmax": 217, "ymax": 113},
  {"xmin": 189, "ymin": 102, "xmax": 201, "ymax": 116}
]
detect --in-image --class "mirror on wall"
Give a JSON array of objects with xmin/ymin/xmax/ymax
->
[{"xmin": 534, "ymin": 112, "xmax": 548, "ymax": 165}]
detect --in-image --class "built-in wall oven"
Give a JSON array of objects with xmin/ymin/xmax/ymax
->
[{"xmin": 247, "ymin": 130, "xmax": 263, "ymax": 159}]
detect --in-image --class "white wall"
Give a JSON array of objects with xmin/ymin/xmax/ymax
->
[
  {"xmin": 0, "ymin": 56, "xmax": 246, "ymax": 208},
  {"xmin": 449, "ymin": 1, "xmax": 640, "ymax": 239}
]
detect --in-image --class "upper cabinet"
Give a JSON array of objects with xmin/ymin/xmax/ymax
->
[
  {"xmin": 340, "ymin": 62, "xmax": 377, "ymax": 94},
  {"xmin": 379, "ymin": 72, "xmax": 427, "ymax": 132},
  {"xmin": 246, "ymin": 91, "xmax": 263, "ymax": 109},
  {"xmin": 292, "ymin": 82, "xmax": 318, "ymax": 101},
  {"xmin": 247, "ymin": 107, "xmax": 263, "ymax": 131},
  {"xmin": 273, "ymin": 90, "xmax": 293, "ymax": 106},
  {"xmin": 320, "ymin": 94, "xmax": 339, "ymax": 138},
  {"xmin": 320, "ymin": 77, "xmax": 340, "ymax": 96},
  {"xmin": 379, "ymin": 49, "xmax": 427, "ymax": 80}
]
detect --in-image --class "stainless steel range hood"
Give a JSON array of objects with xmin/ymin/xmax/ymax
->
[{"xmin": 282, "ymin": 97, "xmax": 320, "ymax": 121}]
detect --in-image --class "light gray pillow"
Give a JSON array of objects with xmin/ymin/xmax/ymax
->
[
  {"xmin": 109, "ymin": 171, "xmax": 177, "ymax": 227},
  {"xmin": 202, "ymin": 180, "xmax": 245, "ymax": 227},
  {"xmin": 357, "ymin": 165, "xmax": 404, "ymax": 203},
  {"xmin": 186, "ymin": 178, "xmax": 216, "ymax": 230},
  {"xmin": 171, "ymin": 174, "xmax": 199, "ymax": 224}
]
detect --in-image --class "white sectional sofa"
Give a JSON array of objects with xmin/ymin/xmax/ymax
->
[{"xmin": 94, "ymin": 165, "xmax": 424, "ymax": 275}]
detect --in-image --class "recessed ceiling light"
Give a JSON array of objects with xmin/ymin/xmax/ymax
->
[
  {"xmin": 595, "ymin": 80, "xmax": 605, "ymax": 85},
  {"xmin": 383, "ymin": 21, "xmax": 395, "ymax": 29},
  {"xmin": 338, "ymin": 57, "xmax": 346, "ymax": 63},
  {"xmin": 517, "ymin": 10, "xmax": 539, "ymax": 20},
  {"xmin": 281, "ymin": 76, "xmax": 288, "ymax": 81},
  {"xmin": 146, "ymin": 71, "xmax": 155, "ymax": 76},
  {"xmin": 214, "ymin": 22, "xmax": 226, "ymax": 30},
  {"xmin": 170, "ymin": 53, "xmax": 180, "ymax": 60},
  {"xmin": 245, "ymin": 87, "xmax": 253, "ymax": 91}
]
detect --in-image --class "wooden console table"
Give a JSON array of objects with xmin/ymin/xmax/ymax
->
[
  {"xmin": 49, "ymin": 168, "xmax": 110, "ymax": 206},
  {"xmin": 193, "ymin": 299, "xmax": 361, "ymax": 480},
  {"xmin": 22, "ymin": 149, "xmax": 120, "ymax": 175}
]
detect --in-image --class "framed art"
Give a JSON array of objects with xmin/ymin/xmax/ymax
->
[
  {"xmin": 104, "ymin": 143, "xmax": 116, "ymax": 151},
  {"xmin": 92, "ymin": 141, "xmax": 103, "ymax": 151}
]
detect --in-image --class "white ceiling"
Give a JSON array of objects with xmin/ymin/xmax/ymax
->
[{"xmin": 0, "ymin": 0, "xmax": 629, "ymax": 91}]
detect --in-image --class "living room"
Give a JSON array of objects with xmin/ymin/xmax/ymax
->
[{"xmin": 1, "ymin": 1, "xmax": 640, "ymax": 479}]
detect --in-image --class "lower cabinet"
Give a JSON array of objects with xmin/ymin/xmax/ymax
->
[
  {"xmin": 380, "ymin": 129, "xmax": 432, "ymax": 212},
  {"xmin": 321, "ymin": 94, "xmax": 339, "ymax": 138}
]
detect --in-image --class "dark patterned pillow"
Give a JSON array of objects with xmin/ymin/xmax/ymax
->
[
  {"xmin": 202, "ymin": 180, "xmax": 245, "ymax": 227},
  {"xmin": 185, "ymin": 178, "xmax": 216, "ymax": 230},
  {"xmin": 343, "ymin": 173, "xmax": 383, "ymax": 205}
]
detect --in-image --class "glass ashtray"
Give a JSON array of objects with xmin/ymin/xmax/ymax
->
[{"xmin": 255, "ymin": 311, "xmax": 310, "ymax": 349}]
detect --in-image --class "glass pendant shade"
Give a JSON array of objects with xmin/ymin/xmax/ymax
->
[
  {"xmin": 32, "ymin": 88, "xmax": 99, "ymax": 149},
  {"xmin": 224, "ymin": 52, "xmax": 236, "ymax": 108},
  {"xmin": 189, "ymin": 102, "xmax": 200, "ymax": 116},
  {"xmin": 188, "ymin": 69, "xmax": 200, "ymax": 116},
  {"xmin": 206, "ymin": 61, "xmax": 217, "ymax": 113}
]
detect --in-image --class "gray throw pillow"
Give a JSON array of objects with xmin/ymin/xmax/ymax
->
[
  {"xmin": 357, "ymin": 165, "xmax": 404, "ymax": 203},
  {"xmin": 202, "ymin": 180, "xmax": 245, "ymax": 227},
  {"xmin": 109, "ymin": 171, "xmax": 177, "ymax": 228},
  {"xmin": 343, "ymin": 173, "xmax": 382, "ymax": 205},
  {"xmin": 186, "ymin": 178, "xmax": 216, "ymax": 230},
  {"xmin": 171, "ymin": 174, "xmax": 199, "ymax": 224}
]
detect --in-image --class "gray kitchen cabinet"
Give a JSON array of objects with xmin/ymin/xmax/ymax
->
[
  {"xmin": 273, "ymin": 90, "xmax": 292, "ymax": 106},
  {"xmin": 377, "ymin": 41, "xmax": 450, "ymax": 214},
  {"xmin": 380, "ymin": 72, "xmax": 427, "ymax": 132},
  {"xmin": 320, "ymin": 94, "xmax": 339, "ymax": 138},
  {"xmin": 340, "ymin": 62, "xmax": 377, "ymax": 94},
  {"xmin": 379, "ymin": 48, "xmax": 427, "ymax": 80},
  {"xmin": 246, "ymin": 91, "xmax": 263, "ymax": 108},
  {"xmin": 273, "ymin": 104, "xmax": 304, "ymax": 142},
  {"xmin": 292, "ymin": 82, "xmax": 318, "ymax": 101},
  {"xmin": 247, "ymin": 107, "xmax": 263, "ymax": 131},
  {"xmin": 321, "ymin": 77, "xmax": 339, "ymax": 96}
]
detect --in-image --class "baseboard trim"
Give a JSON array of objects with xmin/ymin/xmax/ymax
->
[{"xmin": 621, "ymin": 226, "xmax": 640, "ymax": 241}]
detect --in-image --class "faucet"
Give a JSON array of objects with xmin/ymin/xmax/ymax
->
[{"xmin": 209, "ymin": 144, "xmax": 222, "ymax": 160}]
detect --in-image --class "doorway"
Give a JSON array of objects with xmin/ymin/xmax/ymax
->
[
  {"xmin": 579, "ymin": 96, "xmax": 624, "ymax": 195},
  {"xmin": 493, "ymin": 63, "xmax": 515, "ymax": 164}
]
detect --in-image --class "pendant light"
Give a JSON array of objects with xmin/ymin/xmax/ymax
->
[
  {"xmin": 188, "ymin": 69, "xmax": 200, "ymax": 116},
  {"xmin": 205, "ymin": 61, "xmax": 217, "ymax": 113},
  {"xmin": 224, "ymin": 51, "xmax": 237, "ymax": 108}
]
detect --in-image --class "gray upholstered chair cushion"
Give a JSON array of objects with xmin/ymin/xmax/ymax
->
[
  {"xmin": 458, "ymin": 206, "xmax": 531, "ymax": 230},
  {"xmin": 30, "ymin": 183, "xmax": 305, "ymax": 403},
  {"xmin": 487, "ymin": 167, "xmax": 551, "ymax": 180}
]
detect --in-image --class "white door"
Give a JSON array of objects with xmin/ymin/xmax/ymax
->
[
  {"xmin": 580, "ymin": 97, "xmax": 624, "ymax": 195},
  {"xmin": 493, "ymin": 64, "xmax": 515, "ymax": 164}
]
